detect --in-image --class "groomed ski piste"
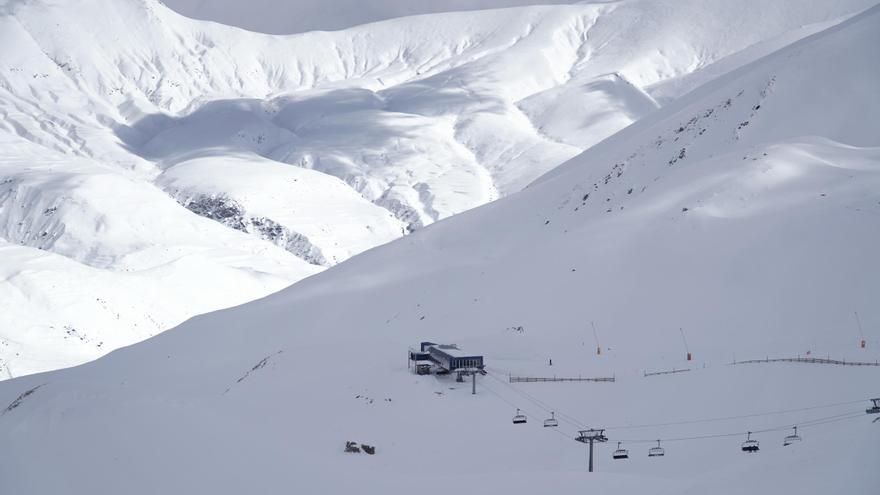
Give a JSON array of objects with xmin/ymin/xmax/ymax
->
[{"xmin": 1, "ymin": 0, "xmax": 880, "ymax": 493}]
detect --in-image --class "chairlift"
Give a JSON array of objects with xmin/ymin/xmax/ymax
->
[
  {"xmin": 544, "ymin": 411, "xmax": 559, "ymax": 428},
  {"xmin": 741, "ymin": 431, "xmax": 760, "ymax": 453},
  {"xmin": 512, "ymin": 408, "xmax": 527, "ymax": 425},
  {"xmin": 612, "ymin": 442, "xmax": 629, "ymax": 460},
  {"xmin": 783, "ymin": 426, "xmax": 801, "ymax": 446},
  {"xmin": 648, "ymin": 439, "xmax": 665, "ymax": 457},
  {"xmin": 867, "ymin": 398, "xmax": 880, "ymax": 415}
]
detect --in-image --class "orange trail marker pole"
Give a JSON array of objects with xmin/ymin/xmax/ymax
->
[
  {"xmin": 855, "ymin": 312, "xmax": 867, "ymax": 349},
  {"xmin": 680, "ymin": 327, "xmax": 692, "ymax": 361}
]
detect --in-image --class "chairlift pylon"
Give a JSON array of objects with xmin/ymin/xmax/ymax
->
[
  {"xmin": 512, "ymin": 408, "xmax": 527, "ymax": 425},
  {"xmin": 648, "ymin": 439, "xmax": 665, "ymax": 457},
  {"xmin": 612, "ymin": 442, "xmax": 629, "ymax": 460},
  {"xmin": 783, "ymin": 426, "xmax": 801, "ymax": 446},
  {"xmin": 544, "ymin": 411, "xmax": 559, "ymax": 428},
  {"xmin": 741, "ymin": 431, "xmax": 760, "ymax": 453}
]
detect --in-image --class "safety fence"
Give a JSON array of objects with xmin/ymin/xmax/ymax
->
[
  {"xmin": 731, "ymin": 357, "xmax": 880, "ymax": 367},
  {"xmin": 509, "ymin": 375, "xmax": 615, "ymax": 383},
  {"xmin": 644, "ymin": 368, "xmax": 691, "ymax": 377}
]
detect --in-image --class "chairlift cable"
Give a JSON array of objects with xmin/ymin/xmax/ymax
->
[
  {"xmin": 484, "ymin": 371, "xmax": 588, "ymax": 429},
  {"xmin": 488, "ymin": 368, "xmax": 874, "ymax": 432},
  {"xmin": 615, "ymin": 410, "xmax": 865, "ymax": 444},
  {"xmin": 482, "ymin": 376, "xmax": 868, "ymax": 450},
  {"xmin": 604, "ymin": 398, "xmax": 873, "ymax": 430},
  {"xmin": 482, "ymin": 370, "xmax": 876, "ymax": 448},
  {"xmin": 480, "ymin": 380, "xmax": 578, "ymax": 442}
]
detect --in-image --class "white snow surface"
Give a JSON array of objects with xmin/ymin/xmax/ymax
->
[
  {"xmin": 0, "ymin": 2, "xmax": 878, "ymax": 493},
  {"xmin": 3, "ymin": 0, "xmax": 874, "ymax": 377},
  {"xmin": 163, "ymin": 0, "xmax": 577, "ymax": 34}
]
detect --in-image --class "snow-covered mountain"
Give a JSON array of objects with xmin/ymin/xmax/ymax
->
[
  {"xmin": 163, "ymin": 0, "xmax": 576, "ymax": 34},
  {"xmin": 4, "ymin": 0, "xmax": 873, "ymax": 378},
  {"xmin": 0, "ymin": 2, "xmax": 877, "ymax": 493}
]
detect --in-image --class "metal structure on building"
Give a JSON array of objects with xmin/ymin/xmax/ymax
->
[
  {"xmin": 409, "ymin": 342, "xmax": 484, "ymax": 371},
  {"xmin": 408, "ymin": 342, "xmax": 485, "ymax": 394}
]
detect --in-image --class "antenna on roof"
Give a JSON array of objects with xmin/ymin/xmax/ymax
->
[
  {"xmin": 680, "ymin": 327, "xmax": 692, "ymax": 361},
  {"xmin": 855, "ymin": 311, "xmax": 867, "ymax": 349},
  {"xmin": 592, "ymin": 321, "xmax": 602, "ymax": 356}
]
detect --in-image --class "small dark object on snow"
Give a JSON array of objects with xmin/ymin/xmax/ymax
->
[
  {"xmin": 345, "ymin": 441, "xmax": 361, "ymax": 453},
  {"xmin": 682, "ymin": 207, "xmax": 689, "ymax": 212},
  {"xmin": 361, "ymin": 444, "xmax": 376, "ymax": 455}
]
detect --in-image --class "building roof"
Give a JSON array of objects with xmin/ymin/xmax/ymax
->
[{"xmin": 427, "ymin": 344, "xmax": 482, "ymax": 359}]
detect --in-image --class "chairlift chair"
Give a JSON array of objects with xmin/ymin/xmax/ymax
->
[
  {"xmin": 612, "ymin": 442, "xmax": 629, "ymax": 460},
  {"xmin": 741, "ymin": 432, "xmax": 760, "ymax": 453},
  {"xmin": 544, "ymin": 411, "xmax": 559, "ymax": 428},
  {"xmin": 867, "ymin": 398, "xmax": 880, "ymax": 415},
  {"xmin": 783, "ymin": 426, "xmax": 801, "ymax": 447},
  {"xmin": 512, "ymin": 408, "xmax": 527, "ymax": 425},
  {"xmin": 648, "ymin": 440, "xmax": 665, "ymax": 457}
]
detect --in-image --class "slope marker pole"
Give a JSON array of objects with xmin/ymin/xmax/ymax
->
[
  {"xmin": 680, "ymin": 327, "xmax": 692, "ymax": 361},
  {"xmin": 855, "ymin": 311, "xmax": 867, "ymax": 348}
]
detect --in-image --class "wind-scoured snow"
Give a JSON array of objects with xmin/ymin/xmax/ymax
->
[
  {"xmin": 0, "ymin": 2, "xmax": 877, "ymax": 493},
  {"xmin": 0, "ymin": 0, "xmax": 875, "ymax": 378}
]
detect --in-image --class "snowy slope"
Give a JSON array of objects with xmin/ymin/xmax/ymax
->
[
  {"xmin": 1, "ymin": 4, "xmax": 878, "ymax": 493},
  {"xmin": 162, "ymin": 0, "xmax": 575, "ymax": 34},
  {"xmin": 0, "ymin": 0, "xmax": 876, "ymax": 377}
]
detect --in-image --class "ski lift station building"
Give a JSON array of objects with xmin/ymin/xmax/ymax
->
[{"xmin": 409, "ymin": 342, "xmax": 484, "ymax": 373}]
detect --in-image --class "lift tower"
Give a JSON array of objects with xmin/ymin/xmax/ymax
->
[{"xmin": 575, "ymin": 428, "xmax": 608, "ymax": 472}]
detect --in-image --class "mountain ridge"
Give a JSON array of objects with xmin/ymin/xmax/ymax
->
[
  {"xmin": 0, "ymin": 0, "xmax": 875, "ymax": 378},
  {"xmin": 0, "ymin": 3, "xmax": 877, "ymax": 493}
]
